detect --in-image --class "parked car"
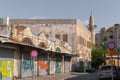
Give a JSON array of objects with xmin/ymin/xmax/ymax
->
[{"xmin": 98, "ymin": 65, "xmax": 120, "ymax": 80}]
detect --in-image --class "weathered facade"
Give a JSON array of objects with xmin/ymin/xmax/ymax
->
[
  {"xmin": 96, "ymin": 24, "xmax": 120, "ymax": 66},
  {"xmin": 0, "ymin": 18, "xmax": 73, "ymax": 79},
  {"xmin": 10, "ymin": 18, "xmax": 94, "ymax": 71},
  {"xmin": 0, "ymin": 16, "xmax": 95, "ymax": 79}
]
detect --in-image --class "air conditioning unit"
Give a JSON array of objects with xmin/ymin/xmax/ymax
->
[{"xmin": 0, "ymin": 17, "xmax": 9, "ymax": 26}]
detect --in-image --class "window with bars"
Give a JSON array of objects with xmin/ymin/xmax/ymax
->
[
  {"xmin": 63, "ymin": 34, "xmax": 68, "ymax": 42},
  {"xmin": 87, "ymin": 41, "xmax": 91, "ymax": 48},
  {"xmin": 55, "ymin": 34, "xmax": 60, "ymax": 40}
]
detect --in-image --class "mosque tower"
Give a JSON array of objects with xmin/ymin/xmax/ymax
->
[{"xmin": 88, "ymin": 13, "xmax": 96, "ymax": 45}]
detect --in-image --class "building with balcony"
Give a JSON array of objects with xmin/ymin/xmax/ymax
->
[{"xmin": 96, "ymin": 24, "xmax": 120, "ymax": 66}]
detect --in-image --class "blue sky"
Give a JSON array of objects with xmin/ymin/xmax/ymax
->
[{"xmin": 0, "ymin": 0, "xmax": 120, "ymax": 33}]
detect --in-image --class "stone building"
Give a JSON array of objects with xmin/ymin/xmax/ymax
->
[
  {"xmin": 10, "ymin": 15, "xmax": 95, "ymax": 71},
  {"xmin": 96, "ymin": 24, "xmax": 120, "ymax": 66},
  {"xmin": 0, "ymin": 17, "xmax": 73, "ymax": 79},
  {"xmin": 0, "ymin": 15, "xmax": 96, "ymax": 79}
]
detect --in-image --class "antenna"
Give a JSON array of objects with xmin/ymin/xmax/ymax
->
[{"xmin": 91, "ymin": 10, "xmax": 93, "ymax": 16}]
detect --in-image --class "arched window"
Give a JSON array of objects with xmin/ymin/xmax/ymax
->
[
  {"xmin": 56, "ymin": 47, "xmax": 61, "ymax": 53},
  {"xmin": 22, "ymin": 37, "xmax": 33, "ymax": 45}
]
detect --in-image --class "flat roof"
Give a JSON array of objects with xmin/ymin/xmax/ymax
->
[{"xmin": 10, "ymin": 19, "xmax": 77, "ymax": 24}]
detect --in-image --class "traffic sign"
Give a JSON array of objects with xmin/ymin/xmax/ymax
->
[
  {"xmin": 107, "ymin": 49, "xmax": 116, "ymax": 56},
  {"xmin": 107, "ymin": 41, "xmax": 116, "ymax": 50},
  {"xmin": 30, "ymin": 50, "xmax": 38, "ymax": 59}
]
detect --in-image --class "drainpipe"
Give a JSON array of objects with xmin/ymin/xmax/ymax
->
[
  {"xmin": 62, "ymin": 55, "xmax": 64, "ymax": 73},
  {"xmin": 48, "ymin": 52, "xmax": 50, "ymax": 75},
  {"xmin": 37, "ymin": 54, "xmax": 39, "ymax": 76}
]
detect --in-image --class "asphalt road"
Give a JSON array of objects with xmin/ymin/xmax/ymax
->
[{"xmin": 65, "ymin": 72, "xmax": 98, "ymax": 80}]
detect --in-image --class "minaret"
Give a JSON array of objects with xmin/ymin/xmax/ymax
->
[{"xmin": 89, "ymin": 12, "xmax": 95, "ymax": 45}]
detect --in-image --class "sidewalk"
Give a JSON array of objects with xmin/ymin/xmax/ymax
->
[
  {"xmin": 19, "ymin": 72, "xmax": 72, "ymax": 80},
  {"xmin": 19, "ymin": 72, "xmax": 86, "ymax": 80}
]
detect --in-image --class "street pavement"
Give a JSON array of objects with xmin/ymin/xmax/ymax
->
[
  {"xmin": 19, "ymin": 72, "xmax": 98, "ymax": 80},
  {"xmin": 65, "ymin": 72, "xmax": 98, "ymax": 80}
]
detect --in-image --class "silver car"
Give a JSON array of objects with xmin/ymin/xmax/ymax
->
[{"xmin": 98, "ymin": 65, "xmax": 120, "ymax": 80}]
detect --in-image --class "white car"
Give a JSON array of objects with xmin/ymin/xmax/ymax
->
[{"xmin": 98, "ymin": 65, "xmax": 120, "ymax": 80}]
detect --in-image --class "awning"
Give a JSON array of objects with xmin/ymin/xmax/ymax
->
[
  {"xmin": 0, "ymin": 38, "xmax": 73, "ymax": 56},
  {"xmin": 62, "ymin": 53, "xmax": 80, "ymax": 57}
]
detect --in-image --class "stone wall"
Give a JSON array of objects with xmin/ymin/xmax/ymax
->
[{"xmin": 10, "ymin": 24, "xmax": 72, "ymax": 54}]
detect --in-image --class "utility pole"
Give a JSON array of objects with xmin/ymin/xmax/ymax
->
[{"xmin": 116, "ymin": 27, "xmax": 119, "ymax": 67}]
